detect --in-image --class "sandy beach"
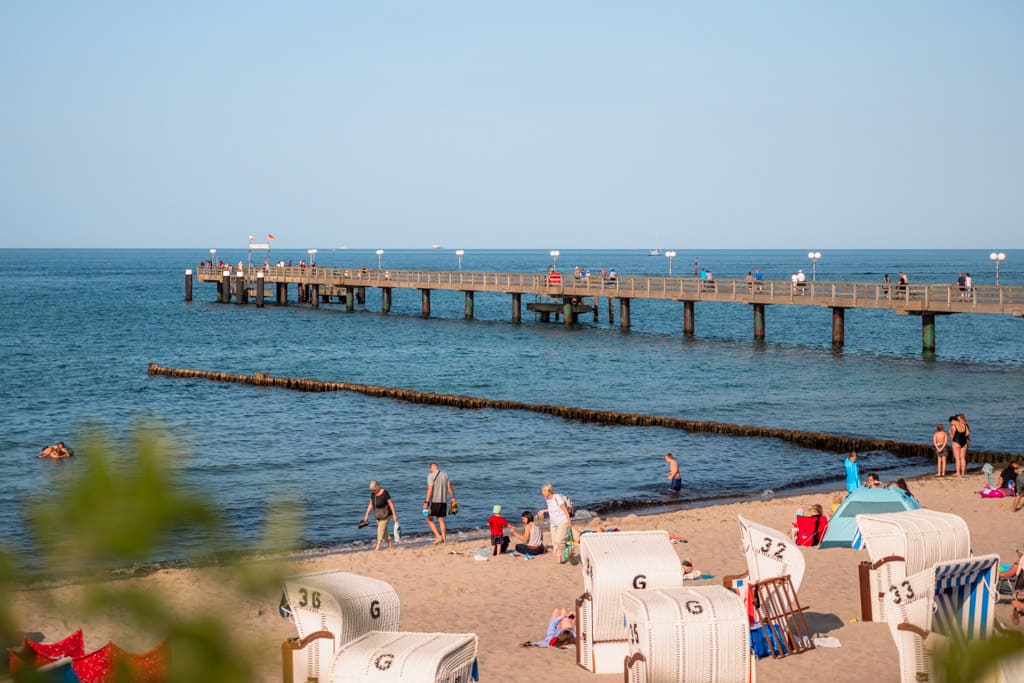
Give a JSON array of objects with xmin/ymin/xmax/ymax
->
[{"xmin": 9, "ymin": 472, "xmax": 1023, "ymax": 682}]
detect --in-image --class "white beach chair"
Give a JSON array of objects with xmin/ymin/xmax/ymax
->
[
  {"xmin": 621, "ymin": 585, "xmax": 753, "ymax": 683},
  {"xmin": 855, "ymin": 509, "xmax": 970, "ymax": 622},
  {"xmin": 281, "ymin": 570, "xmax": 401, "ymax": 683},
  {"xmin": 328, "ymin": 631, "xmax": 478, "ymax": 683},
  {"xmin": 884, "ymin": 554, "xmax": 1000, "ymax": 683},
  {"xmin": 576, "ymin": 530, "xmax": 682, "ymax": 674},
  {"xmin": 737, "ymin": 516, "xmax": 805, "ymax": 594}
]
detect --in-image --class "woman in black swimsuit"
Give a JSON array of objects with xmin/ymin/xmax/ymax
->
[{"xmin": 950, "ymin": 414, "xmax": 970, "ymax": 477}]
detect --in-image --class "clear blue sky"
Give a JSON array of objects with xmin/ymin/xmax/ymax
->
[{"xmin": 1, "ymin": 2, "xmax": 1020, "ymax": 249}]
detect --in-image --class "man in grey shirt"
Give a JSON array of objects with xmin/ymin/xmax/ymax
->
[{"xmin": 424, "ymin": 462, "xmax": 456, "ymax": 544}]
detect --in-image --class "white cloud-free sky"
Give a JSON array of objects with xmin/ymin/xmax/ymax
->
[{"xmin": 1, "ymin": 2, "xmax": 1020, "ymax": 249}]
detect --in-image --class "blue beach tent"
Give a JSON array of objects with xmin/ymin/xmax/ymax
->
[{"xmin": 819, "ymin": 486, "xmax": 921, "ymax": 549}]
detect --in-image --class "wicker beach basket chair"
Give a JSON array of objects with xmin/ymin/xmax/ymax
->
[
  {"xmin": 576, "ymin": 530, "xmax": 682, "ymax": 674},
  {"xmin": 281, "ymin": 570, "xmax": 401, "ymax": 683},
  {"xmin": 328, "ymin": 631, "xmax": 478, "ymax": 683},
  {"xmin": 855, "ymin": 509, "xmax": 971, "ymax": 622},
  {"xmin": 621, "ymin": 585, "xmax": 753, "ymax": 683},
  {"xmin": 884, "ymin": 554, "xmax": 1000, "ymax": 683},
  {"xmin": 737, "ymin": 515, "xmax": 806, "ymax": 594}
]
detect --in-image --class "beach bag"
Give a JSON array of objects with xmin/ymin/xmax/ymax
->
[
  {"xmin": 559, "ymin": 493, "xmax": 576, "ymax": 518},
  {"xmin": 980, "ymin": 487, "xmax": 1005, "ymax": 498}
]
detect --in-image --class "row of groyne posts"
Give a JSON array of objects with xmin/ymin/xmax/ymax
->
[
  {"xmin": 148, "ymin": 363, "xmax": 1020, "ymax": 466},
  {"xmin": 182, "ymin": 267, "xmax": 1018, "ymax": 351}
]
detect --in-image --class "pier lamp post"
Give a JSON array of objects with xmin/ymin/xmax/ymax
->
[
  {"xmin": 807, "ymin": 251, "xmax": 822, "ymax": 280},
  {"xmin": 209, "ymin": 248, "xmax": 216, "ymax": 265},
  {"xmin": 990, "ymin": 252, "xmax": 1006, "ymax": 285},
  {"xmin": 376, "ymin": 249, "xmax": 384, "ymax": 270},
  {"xmin": 307, "ymin": 249, "xmax": 317, "ymax": 266},
  {"xmin": 550, "ymin": 250, "xmax": 560, "ymax": 270},
  {"xmin": 456, "ymin": 249, "xmax": 465, "ymax": 271},
  {"xmin": 665, "ymin": 250, "xmax": 677, "ymax": 276}
]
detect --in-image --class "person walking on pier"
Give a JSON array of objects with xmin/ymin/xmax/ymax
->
[
  {"xmin": 665, "ymin": 453, "xmax": 682, "ymax": 492},
  {"xmin": 424, "ymin": 462, "xmax": 456, "ymax": 544}
]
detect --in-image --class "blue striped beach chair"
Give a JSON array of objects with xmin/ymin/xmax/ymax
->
[{"xmin": 884, "ymin": 554, "xmax": 1000, "ymax": 683}]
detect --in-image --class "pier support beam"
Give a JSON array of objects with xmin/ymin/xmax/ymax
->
[
  {"xmin": 562, "ymin": 300, "xmax": 578, "ymax": 326},
  {"xmin": 345, "ymin": 288, "xmax": 355, "ymax": 311},
  {"xmin": 619, "ymin": 298, "xmax": 631, "ymax": 331},
  {"xmin": 512, "ymin": 293, "xmax": 521, "ymax": 323},
  {"xmin": 684, "ymin": 301, "xmax": 695, "ymax": 336},
  {"xmin": 235, "ymin": 274, "xmax": 247, "ymax": 305},
  {"xmin": 184, "ymin": 270, "xmax": 193, "ymax": 302},
  {"xmin": 420, "ymin": 289, "xmax": 431, "ymax": 317},
  {"xmin": 464, "ymin": 291, "xmax": 474, "ymax": 319},
  {"xmin": 753, "ymin": 303, "xmax": 765, "ymax": 340},
  {"xmin": 256, "ymin": 273, "xmax": 265, "ymax": 308},
  {"xmin": 831, "ymin": 307, "xmax": 845, "ymax": 346},
  {"xmin": 382, "ymin": 288, "xmax": 392, "ymax": 314},
  {"xmin": 608, "ymin": 297, "xmax": 614, "ymax": 324},
  {"xmin": 593, "ymin": 296, "xmax": 599, "ymax": 322},
  {"xmin": 356, "ymin": 287, "xmax": 366, "ymax": 305},
  {"xmin": 922, "ymin": 313, "xmax": 936, "ymax": 352},
  {"xmin": 221, "ymin": 270, "xmax": 231, "ymax": 303},
  {"xmin": 276, "ymin": 282, "xmax": 288, "ymax": 305},
  {"xmin": 311, "ymin": 284, "xmax": 319, "ymax": 309},
  {"xmin": 539, "ymin": 311, "xmax": 551, "ymax": 322}
]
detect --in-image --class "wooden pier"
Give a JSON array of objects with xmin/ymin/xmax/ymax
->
[{"xmin": 186, "ymin": 265, "xmax": 1023, "ymax": 352}]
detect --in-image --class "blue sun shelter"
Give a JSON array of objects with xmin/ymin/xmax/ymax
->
[{"xmin": 819, "ymin": 487, "xmax": 920, "ymax": 549}]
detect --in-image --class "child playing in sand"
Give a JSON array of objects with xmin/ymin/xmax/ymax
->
[{"xmin": 487, "ymin": 505, "xmax": 510, "ymax": 555}]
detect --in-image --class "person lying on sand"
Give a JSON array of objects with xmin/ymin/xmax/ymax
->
[
  {"xmin": 520, "ymin": 608, "xmax": 576, "ymax": 648},
  {"xmin": 37, "ymin": 441, "xmax": 72, "ymax": 459}
]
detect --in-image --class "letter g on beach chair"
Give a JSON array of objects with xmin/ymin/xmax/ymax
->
[
  {"xmin": 621, "ymin": 585, "xmax": 753, "ymax": 683},
  {"xmin": 575, "ymin": 530, "xmax": 681, "ymax": 674},
  {"xmin": 855, "ymin": 509, "xmax": 971, "ymax": 623},
  {"xmin": 280, "ymin": 570, "xmax": 401, "ymax": 683},
  {"xmin": 884, "ymin": 554, "xmax": 1000, "ymax": 683},
  {"xmin": 328, "ymin": 631, "xmax": 479, "ymax": 683}
]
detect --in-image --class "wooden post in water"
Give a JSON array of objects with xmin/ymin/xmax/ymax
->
[
  {"xmin": 235, "ymin": 273, "xmax": 247, "ymax": 304},
  {"xmin": 382, "ymin": 287, "xmax": 392, "ymax": 313},
  {"xmin": 684, "ymin": 301, "xmax": 695, "ymax": 336},
  {"xmin": 184, "ymin": 269, "xmax": 193, "ymax": 302},
  {"xmin": 420, "ymin": 289, "xmax": 431, "ymax": 318},
  {"xmin": 277, "ymin": 282, "xmax": 288, "ymax": 305},
  {"xmin": 608, "ymin": 297, "xmax": 615, "ymax": 324},
  {"xmin": 593, "ymin": 296, "xmax": 599, "ymax": 322},
  {"xmin": 356, "ymin": 287, "xmax": 366, "ymax": 305},
  {"xmin": 464, "ymin": 291, "xmax": 474, "ymax": 319},
  {"xmin": 256, "ymin": 272, "xmax": 265, "ymax": 308},
  {"xmin": 832, "ymin": 307, "xmax": 845, "ymax": 346},
  {"xmin": 619, "ymin": 298, "xmax": 631, "ymax": 331},
  {"xmin": 922, "ymin": 313, "xmax": 936, "ymax": 352},
  {"xmin": 753, "ymin": 303, "xmax": 765, "ymax": 340},
  {"xmin": 310, "ymin": 284, "xmax": 319, "ymax": 309},
  {"xmin": 221, "ymin": 270, "xmax": 231, "ymax": 303},
  {"xmin": 345, "ymin": 288, "xmax": 355, "ymax": 311},
  {"xmin": 562, "ymin": 300, "xmax": 574, "ymax": 327},
  {"xmin": 511, "ymin": 293, "xmax": 521, "ymax": 323}
]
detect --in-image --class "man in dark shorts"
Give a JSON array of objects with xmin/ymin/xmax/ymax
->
[
  {"xmin": 424, "ymin": 462, "xmax": 456, "ymax": 544},
  {"xmin": 665, "ymin": 453, "xmax": 682, "ymax": 492}
]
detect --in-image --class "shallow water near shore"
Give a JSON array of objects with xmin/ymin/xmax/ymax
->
[{"xmin": 1, "ymin": 248, "xmax": 1021, "ymax": 565}]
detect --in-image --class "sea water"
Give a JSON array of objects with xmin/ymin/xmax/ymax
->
[{"xmin": 1, "ymin": 248, "xmax": 1021, "ymax": 561}]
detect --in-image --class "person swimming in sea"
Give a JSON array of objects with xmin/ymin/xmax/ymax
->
[{"xmin": 37, "ymin": 441, "xmax": 72, "ymax": 459}]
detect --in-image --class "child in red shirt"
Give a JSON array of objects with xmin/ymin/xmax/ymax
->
[{"xmin": 488, "ymin": 505, "xmax": 511, "ymax": 556}]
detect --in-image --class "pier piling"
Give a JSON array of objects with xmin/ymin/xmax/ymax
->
[
  {"xmin": 512, "ymin": 293, "xmax": 521, "ymax": 323},
  {"xmin": 922, "ymin": 313, "xmax": 936, "ymax": 352},
  {"xmin": 382, "ymin": 288, "xmax": 392, "ymax": 314},
  {"xmin": 256, "ymin": 272, "xmax": 264, "ymax": 308},
  {"xmin": 464, "ymin": 291, "xmax": 474, "ymax": 320},
  {"xmin": 220, "ymin": 270, "xmax": 231, "ymax": 303},
  {"xmin": 619, "ymin": 298, "xmax": 631, "ymax": 331},
  {"xmin": 421, "ymin": 289, "xmax": 431, "ymax": 318},
  {"xmin": 753, "ymin": 303, "xmax": 765, "ymax": 340},
  {"xmin": 832, "ymin": 307, "xmax": 845, "ymax": 346},
  {"xmin": 184, "ymin": 270, "xmax": 192, "ymax": 302},
  {"xmin": 684, "ymin": 301, "xmax": 695, "ymax": 336}
]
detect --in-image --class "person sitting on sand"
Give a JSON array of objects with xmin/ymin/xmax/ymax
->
[
  {"xmin": 892, "ymin": 478, "xmax": 915, "ymax": 500},
  {"xmin": 521, "ymin": 608, "xmax": 576, "ymax": 648},
  {"xmin": 509, "ymin": 511, "xmax": 545, "ymax": 556},
  {"xmin": 37, "ymin": 441, "xmax": 72, "ymax": 459},
  {"xmin": 681, "ymin": 559, "xmax": 704, "ymax": 580},
  {"xmin": 789, "ymin": 504, "xmax": 829, "ymax": 546},
  {"xmin": 866, "ymin": 473, "xmax": 883, "ymax": 488}
]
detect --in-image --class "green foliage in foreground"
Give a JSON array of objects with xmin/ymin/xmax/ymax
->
[{"xmin": 0, "ymin": 426, "xmax": 301, "ymax": 682}]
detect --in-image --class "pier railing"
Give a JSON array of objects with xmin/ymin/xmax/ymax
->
[{"xmin": 196, "ymin": 264, "xmax": 1022, "ymax": 316}]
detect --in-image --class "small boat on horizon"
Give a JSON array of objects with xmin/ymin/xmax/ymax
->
[
  {"xmin": 432, "ymin": 244, "xmax": 443, "ymax": 250},
  {"xmin": 648, "ymin": 249, "xmax": 661, "ymax": 256}
]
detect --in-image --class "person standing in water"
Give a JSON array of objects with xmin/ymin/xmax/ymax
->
[{"xmin": 665, "ymin": 453, "xmax": 682, "ymax": 492}]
